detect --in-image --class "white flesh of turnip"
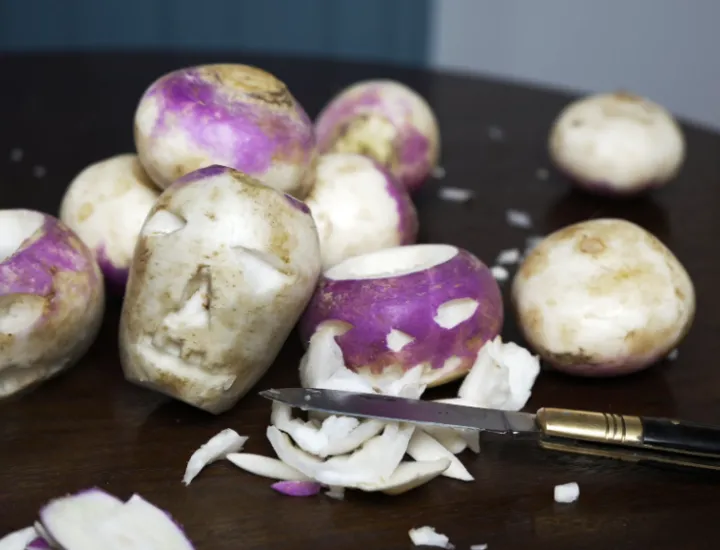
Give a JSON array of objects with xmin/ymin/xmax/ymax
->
[
  {"xmin": 0, "ymin": 527, "xmax": 37, "ymax": 550},
  {"xmin": 408, "ymin": 526, "xmax": 454, "ymax": 549},
  {"xmin": 226, "ymin": 453, "xmax": 311, "ymax": 481},
  {"xmin": 183, "ymin": 428, "xmax": 248, "ymax": 485}
]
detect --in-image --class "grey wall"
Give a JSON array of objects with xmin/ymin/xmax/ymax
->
[
  {"xmin": 430, "ymin": 0, "xmax": 720, "ymax": 130},
  {"xmin": 0, "ymin": 0, "xmax": 431, "ymax": 67}
]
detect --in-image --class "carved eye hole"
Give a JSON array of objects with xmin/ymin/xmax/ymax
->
[
  {"xmin": 231, "ymin": 245, "xmax": 291, "ymax": 295},
  {"xmin": 0, "ymin": 294, "xmax": 46, "ymax": 334},
  {"xmin": 143, "ymin": 209, "xmax": 187, "ymax": 237}
]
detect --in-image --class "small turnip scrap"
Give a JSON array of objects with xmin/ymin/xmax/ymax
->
[
  {"xmin": 59, "ymin": 153, "xmax": 161, "ymax": 293},
  {"xmin": 183, "ymin": 428, "xmax": 248, "ymax": 485},
  {"xmin": 134, "ymin": 63, "xmax": 316, "ymax": 198},
  {"xmin": 315, "ymin": 79, "xmax": 440, "ymax": 192},
  {"xmin": 0, "ymin": 527, "xmax": 37, "ymax": 550},
  {"xmin": 119, "ymin": 165, "xmax": 322, "ymax": 413},
  {"xmin": 549, "ymin": 91, "xmax": 685, "ymax": 196},
  {"xmin": 458, "ymin": 336, "xmax": 540, "ymax": 411},
  {"xmin": 408, "ymin": 525, "xmax": 454, "ymax": 549},
  {"xmin": 299, "ymin": 244, "xmax": 503, "ymax": 388},
  {"xmin": 0, "ymin": 210, "xmax": 105, "ymax": 400},
  {"xmin": 305, "ymin": 153, "xmax": 418, "ymax": 269},
  {"xmin": 512, "ymin": 218, "xmax": 695, "ymax": 376},
  {"xmin": 554, "ymin": 482, "xmax": 580, "ymax": 503}
]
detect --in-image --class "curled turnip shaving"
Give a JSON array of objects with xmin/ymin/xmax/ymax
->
[
  {"xmin": 267, "ymin": 422, "xmax": 414, "ymax": 487},
  {"xmin": 93, "ymin": 494, "xmax": 194, "ymax": 550},
  {"xmin": 271, "ymin": 480, "xmax": 322, "ymax": 497},
  {"xmin": 226, "ymin": 453, "xmax": 310, "ymax": 481},
  {"xmin": 183, "ymin": 428, "xmax": 248, "ymax": 485},
  {"xmin": 406, "ymin": 430, "xmax": 473, "ymax": 481},
  {"xmin": 299, "ymin": 322, "xmax": 350, "ymax": 388},
  {"xmin": 271, "ymin": 401, "xmax": 330, "ymax": 455},
  {"xmin": 409, "ymin": 525, "xmax": 454, "ymax": 549},
  {"xmin": 420, "ymin": 426, "xmax": 468, "ymax": 454},
  {"xmin": 358, "ymin": 459, "xmax": 450, "ymax": 495},
  {"xmin": 319, "ymin": 415, "xmax": 360, "ymax": 440},
  {"xmin": 319, "ymin": 419, "xmax": 386, "ymax": 457},
  {"xmin": 554, "ymin": 482, "xmax": 580, "ymax": 503},
  {"xmin": 471, "ymin": 544, "xmax": 488, "ymax": 550},
  {"xmin": 432, "ymin": 398, "xmax": 481, "ymax": 453},
  {"xmin": 39, "ymin": 489, "xmax": 124, "ymax": 550},
  {"xmin": 458, "ymin": 336, "xmax": 540, "ymax": 411},
  {"xmin": 0, "ymin": 527, "xmax": 37, "ymax": 550},
  {"xmin": 377, "ymin": 364, "xmax": 427, "ymax": 399}
]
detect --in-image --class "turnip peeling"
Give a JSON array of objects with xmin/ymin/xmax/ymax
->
[
  {"xmin": 226, "ymin": 453, "xmax": 311, "ymax": 481},
  {"xmin": 305, "ymin": 153, "xmax": 419, "ymax": 269},
  {"xmin": 134, "ymin": 63, "xmax": 316, "ymax": 198},
  {"xmin": 299, "ymin": 244, "xmax": 503, "ymax": 388},
  {"xmin": 271, "ymin": 480, "xmax": 322, "ymax": 497},
  {"xmin": 406, "ymin": 430, "xmax": 473, "ymax": 481},
  {"xmin": 118, "ymin": 165, "xmax": 322, "ymax": 413},
  {"xmin": 36, "ymin": 489, "xmax": 195, "ymax": 550},
  {"xmin": 512, "ymin": 218, "xmax": 695, "ymax": 376},
  {"xmin": 0, "ymin": 210, "xmax": 105, "ymax": 400},
  {"xmin": 59, "ymin": 153, "xmax": 161, "ymax": 293},
  {"xmin": 458, "ymin": 336, "xmax": 540, "ymax": 411},
  {"xmin": 549, "ymin": 91, "xmax": 685, "ymax": 196},
  {"xmin": 183, "ymin": 428, "xmax": 248, "ymax": 485},
  {"xmin": 314, "ymin": 79, "xmax": 440, "ymax": 192},
  {"xmin": 0, "ymin": 527, "xmax": 37, "ymax": 550},
  {"xmin": 25, "ymin": 537, "xmax": 51, "ymax": 550}
]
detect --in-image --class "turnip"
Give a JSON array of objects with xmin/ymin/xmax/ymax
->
[
  {"xmin": 512, "ymin": 218, "xmax": 695, "ymax": 376},
  {"xmin": 299, "ymin": 244, "xmax": 503, "ymax": 387},
  {"xmin": 549, "ymin": 91, "xmax": 685, "ymax": 196},
  {"xmin": 314, "ymin": 80, "xmax": 440, "ymax": 192},
  {"xmin": 59, "ymin": 153, "xmax": 160, "ymax": 293},
  {"xmin": 0, "ymin": 210, "xmax": 104, "ymax": 399},
  {"xmin": 118, "ymin": 165, "xmax": 322, "ymax": 413},
  {"xmin": 134, "ymin": 63, "xmax": 316, "ymax": 198},
  {"xmin": 305, "ymin": 153, "xmax": 419, "ymax": 269}
]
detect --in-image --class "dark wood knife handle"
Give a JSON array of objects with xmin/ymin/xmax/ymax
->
[{"xmin": 641, "ymin": 416, "xmax": 720, "ymax": 456}]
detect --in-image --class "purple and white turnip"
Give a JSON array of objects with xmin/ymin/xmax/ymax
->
[
  {"xmin": 512, "ymin": 218, "xmax": 695, "ymax": 376},
  {"xmin": 299, "ymin": 244, "xmax": 504, "ymax": 388},
  {"xmin": 134, "ymin": 63, "xmax": 317, "ymax": 198},
  {"xmin": 118, "ymin": 165, "xmax": 322, "ymax": 414},
  {"xmin": 59, "ymin": 153, "xmax": 160, "ymax": 293},
  {"xmin": 0, "ymin": 210, "xmax": 104, "ymax": 400},
  {"xmin": 549, "ymin": 91, "xmax": 685, "ymax": 196},
  {"xmin": 315, "ymin": 80, "xmax": 440, "ymax": 193},
  {"xmin": 305, "ymin": 153, "xmax": 418, "ymax": 269}
]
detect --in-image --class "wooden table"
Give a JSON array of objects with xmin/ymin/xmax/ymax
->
[{"xmin": 2, "ymin": 53, "xmax": 720, "ymax": 550}]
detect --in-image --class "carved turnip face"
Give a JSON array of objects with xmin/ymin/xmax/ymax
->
[{"xmin": 119, "ymin": 165, "xmax": 322, "ymax": 414}]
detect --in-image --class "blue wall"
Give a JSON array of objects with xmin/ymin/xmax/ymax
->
[{"xmin": 0, "ymin": 0, "xmax": 431, "ymax": 66}]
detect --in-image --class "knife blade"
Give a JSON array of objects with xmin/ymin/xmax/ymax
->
[{"xmin": 260, "ymin": 388, "xmax": 720, "ymax": 472}]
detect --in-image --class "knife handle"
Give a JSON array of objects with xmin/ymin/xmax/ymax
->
[{"xmin": 536, "ymin": 407, "xmax": 720, "ymax": 459}]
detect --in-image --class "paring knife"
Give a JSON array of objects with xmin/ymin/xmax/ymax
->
[{"xmin": 259, "ymin": 388, "xmax": 720, "ymax": 471}]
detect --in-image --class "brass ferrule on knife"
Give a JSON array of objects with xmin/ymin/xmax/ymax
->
[
  {"xmin": 534, "ymin": 407, "xmax": 720, "ymax": 471},
  {"xmin": 536, "ymin": 408, "xmax": 643, "ymax": 445}
]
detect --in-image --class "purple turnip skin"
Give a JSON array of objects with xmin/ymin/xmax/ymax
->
[
  {"xmin": 134, "ymin": 64, "xmax": 317, "ymax": 198},
  {"xmin": 59, "ymin": 153, "xmax": 160, "ymax": 295},
  {"xmin": 0, "ymin": 210, "xmax": 105, "ymax": 399},
  {"xmin": 314, "ymin": 80, "xmax": 440, "ymax": 193},
  {"xmin": 299, "ymin": 245, "xmax": 503, "ymax": 387},
  {"xmin": 305, "ymin": 153, "xmax": 419, "ymax": 269}
]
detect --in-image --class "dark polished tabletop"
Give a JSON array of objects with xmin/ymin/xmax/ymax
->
[{"xmin": 1, "ymin": 52, "xmax": 720, "ymax": 550}]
